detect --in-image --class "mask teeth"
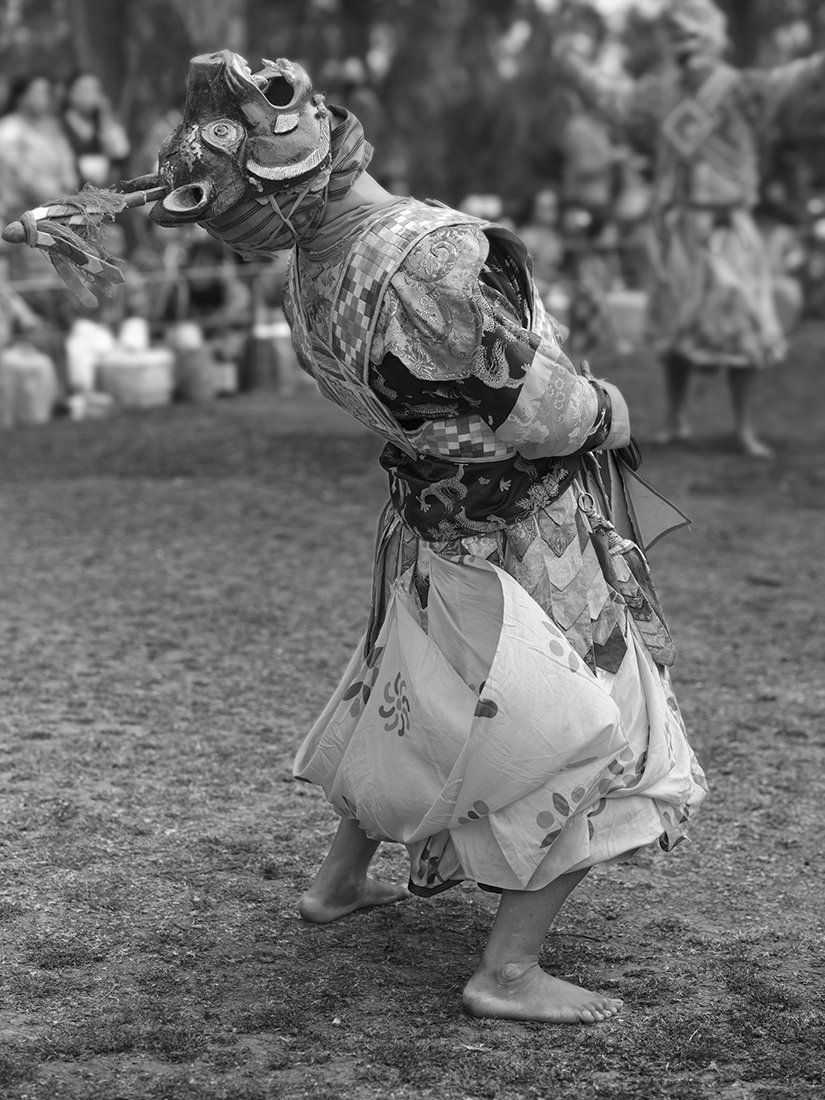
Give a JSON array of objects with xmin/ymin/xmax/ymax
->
[
  {"xmin": 274, "ymin": 113, "xmax": 300, "ymax": 135},
  {"xmin": 246, "ymin": 119, "xmax": 330, "ymax": 182}
]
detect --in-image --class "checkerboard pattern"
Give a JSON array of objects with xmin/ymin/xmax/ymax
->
[
  {"xmin": 328, "ymin": 246, "xmax": 387, "ymax": 371},
  {"xmin": 329, "ymin": 200, "xmax": 484, "ymax": 378},
  {"xmin": 409, "ymin": 415, "xmax": 515, "ymax": 461}
]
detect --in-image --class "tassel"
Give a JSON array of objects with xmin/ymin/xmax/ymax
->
[{"xmin": 1, "ymin": 181, "xmax": 168, "ymax": 306}]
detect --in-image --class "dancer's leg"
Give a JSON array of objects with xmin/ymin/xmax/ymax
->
[
  {"xmin": 299, "ymin": 816, "xmax": 409, "ymax": 924},
  {"xmin": 656, "ymin": 351, "xmax": 693, "ymax": 443},
  {"xmin": 727, "ymin": 366, "xmax": 773, "ymax": 457},
  {"xmin": 463, "ymin": 869, "xmax": 623, "ymax": 1024}
]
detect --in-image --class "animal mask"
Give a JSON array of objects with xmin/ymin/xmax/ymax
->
[{"xmin": 151, "ymin": 51, "xmax": 331, "ymax": 226}]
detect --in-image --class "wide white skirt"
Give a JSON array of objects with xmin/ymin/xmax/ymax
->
[{"xmin": 294, "ymin": 534, "xmax": 707, "ymax": 894}]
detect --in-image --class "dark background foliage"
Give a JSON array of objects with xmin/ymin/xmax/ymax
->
[{"xmin": 2, "ymin": 0, "xmax": 825, "ymax": 212}]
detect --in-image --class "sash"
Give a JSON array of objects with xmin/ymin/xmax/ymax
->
[{"xmin": 660, "ymin": 64, "xmax": 751, "ymax": 206}]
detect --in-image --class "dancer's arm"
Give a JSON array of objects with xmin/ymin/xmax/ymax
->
[
  {"xmin": 757, "ymin": 50, "xmax": 825, "ymax": 107},
  {"xmin": 739, "ymin": 49, "xmax": 825, "ymax": 128}
]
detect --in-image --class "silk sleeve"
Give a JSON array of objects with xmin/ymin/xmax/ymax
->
[
  {"xmin": 490, "ymin": 296, "xmax": 606, "ymax": 459},
  {"xmin": 370, "ymin": 225, "xmax": 607, "ymax": 458}
]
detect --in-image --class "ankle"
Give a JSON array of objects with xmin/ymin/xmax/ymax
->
[
  {"xmin": 476, "ymin": 956, "xmax": 540, "ymax": 984},
  {"xmin": 499, "ymin": 961, "xmax": 540, "ymax": 982},
  {"xmin": 304, "ymin": 869, "xmax": 364, "ymax": 898}
]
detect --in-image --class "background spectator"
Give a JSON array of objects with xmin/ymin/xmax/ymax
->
[
  {"xmin": 518, "ymin": 187, "xmax": 565, "ymax": 307},
  {"xmin": 0, "ymin": 74, "xmax": 78, "ymax": 226},
  {"xmin": 558, "ymin": 92, "xmax": 618, "ymax": 239},
  {"xmin": 0, "ymin": 74, "xmax": 79, "ymax": 338},
  {"xmin": 60, "ymin": 70, "xmax": 130, "ymax": 188}
]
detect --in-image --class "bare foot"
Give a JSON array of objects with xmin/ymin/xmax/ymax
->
[
  {"xmin": 299, "ymin": 876, "xmax": 410, "ymax": 924},
  {"xmin": 462, "ymin": 961, "xmax": 623, "ymax": 1024},
  {"xmin": 736, "ymin": 432, "xmax": 774, "ymax": 459}
]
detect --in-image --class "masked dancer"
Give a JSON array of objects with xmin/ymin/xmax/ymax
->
[{"xmin": 7, "ymin": 51, "xmax": 708, "ymax": 1024}]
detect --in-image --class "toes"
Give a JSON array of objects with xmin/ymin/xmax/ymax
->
[{"xmin": 588, "ymin": 997, "xmax": 622, "ymax": 1019}]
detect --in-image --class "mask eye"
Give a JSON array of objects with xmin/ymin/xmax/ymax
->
[{"xmin": 202, "ymin": 119, "xmax": 243, "ymax": 152}]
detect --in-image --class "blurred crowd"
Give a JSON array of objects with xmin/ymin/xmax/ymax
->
[
  {"xmin": 0, "ymin": 51, "xmax": 821, "ymax": 425},
  {"xmin": 0, "ymin": 69, "xmax": 300, "ymax": 423},
  {"xmin": 460, "ymin": 114, "xmax": 811, "ymax": 362}
]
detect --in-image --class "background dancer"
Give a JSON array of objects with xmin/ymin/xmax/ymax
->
[{"xmin": 557, "ymin": 0, "xmax": 825, "ymax": 457}]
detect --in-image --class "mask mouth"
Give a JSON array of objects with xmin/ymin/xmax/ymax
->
[
  {"xmin": 252, "ymin": 71, "xmax": 298, "ymax": 107},
  {"xmin": 159, "ymin": 181, "xmax": 213, "ymax": 221},
  {"xmin": 227, "ymin": 53, "xmax": 303, "ymax": 109}
]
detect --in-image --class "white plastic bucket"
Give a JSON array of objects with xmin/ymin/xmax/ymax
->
[
  {"xmin": 0, "ymin": 343, "xmax": 58, "ymax": 425},
  {"xmin": 605, "ymin": 289, "xmax": 648, "ymax": 348},
  {"xmin": 97, "ymin": 347, "xmax": 175, "ymax": 408}
]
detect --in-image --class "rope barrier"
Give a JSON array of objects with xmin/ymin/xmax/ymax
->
[
  {"xmin": 0, "ymin": 260, "xmax": 285, "ymax": 293},
  {"xmin": 0, "ymin": 239, "xmax": 647, "ymax": 294}
]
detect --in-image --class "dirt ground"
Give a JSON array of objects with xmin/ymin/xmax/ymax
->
[{"xmin": 1, "ymin": 328, "xmax": 824, "ymax": 1100}]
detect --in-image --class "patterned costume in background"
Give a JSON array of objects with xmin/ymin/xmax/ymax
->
[
  {"xmin": 558, "ymin": 102, "xmax": 618, "ymax": 357},
  {"xmin": 563, "ymin": 6, "xmax": 825, "ymax": 369}
]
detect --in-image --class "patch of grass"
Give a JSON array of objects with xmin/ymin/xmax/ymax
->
[
  {"xmin": 24, "ymin": 931, "xmax": 107, "ymax": 971},
  {"xmin": 138, "ymin": 1071, "xmax": 278, "ymax": 1100},
  {"xmin": 728, "ymin": 1007, "xmax": 825, "ymax": 1083},
  {"xmin": 42, "ymin": 1005, "xmax": 212, "ymax": 1064},
  {"xmin": 0, "ymin": 899, "xmax": 26, "ymax": 922},
  {"xmin": 0, "ymin": 1050, "xmax": 36, "ymax": 1087},
  {"xmin": 720, "ymin": 957, "xmax": 805, "ymax": 1010},
  {"xmin": 62, "ymin": 872, "xmax": 133, "ymax": 912}
]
